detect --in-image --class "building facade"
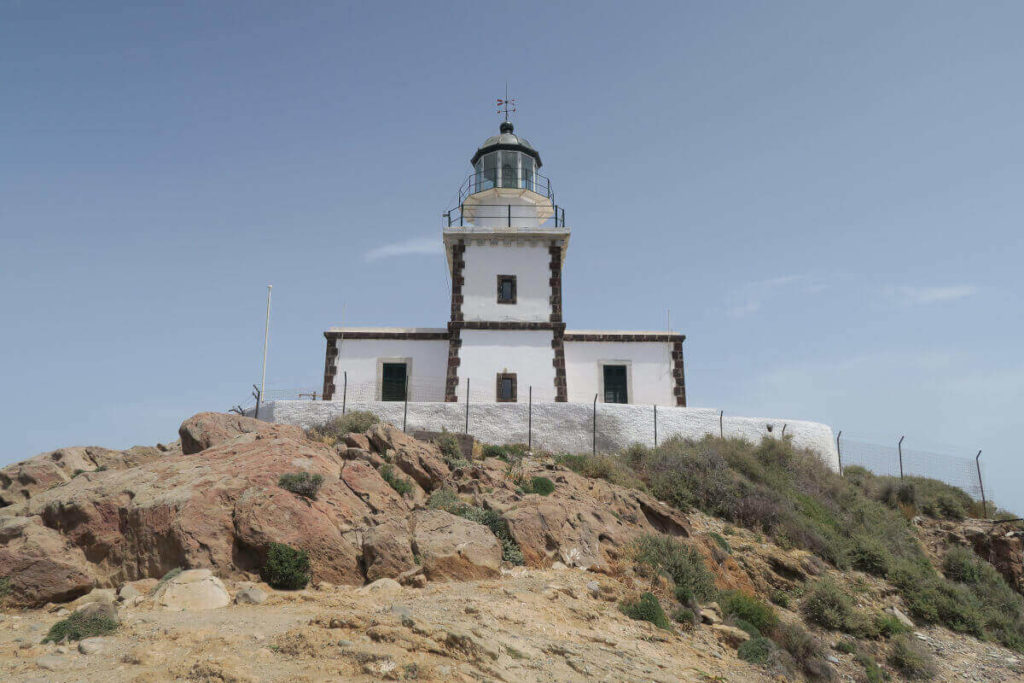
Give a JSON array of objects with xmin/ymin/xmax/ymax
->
[{"xmin": 321, "ymin": 122, "xmax": 686, "ymax": 406}]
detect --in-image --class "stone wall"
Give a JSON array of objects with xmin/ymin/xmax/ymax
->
[{"xmin": 255, "ymin": 400, "xmax": 840, "ymax": 471}]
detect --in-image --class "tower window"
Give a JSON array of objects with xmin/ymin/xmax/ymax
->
[
  {"xmin": 496, "ymin": 373, "xmax": 517, "ymax": 402},
  {"xmin": 497, "ymin": 275, "xmax": 516, "ymax": 304}
]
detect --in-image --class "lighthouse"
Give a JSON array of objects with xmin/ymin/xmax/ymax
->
[{"xmin": 322, "ymin": 118, "xmax": 686, "ymax": 408}]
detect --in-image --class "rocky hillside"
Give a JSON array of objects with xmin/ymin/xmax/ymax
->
[{"xmin": 0, "ymin": 412, "xmax": 1022, "ymax": 681}]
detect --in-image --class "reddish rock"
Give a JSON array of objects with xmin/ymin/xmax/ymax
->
[
  {"xmin": 344, "ymin": 433, "xmax": 372, "ymax": 451},
  {"xmin": 362, "ymin": 519, "xmax": 416, "ymax": 582},
  {"xmin": 411, "ymin": 510, "xmax": 501, "ymax": 581},
  {"xmin": 178, "ymin": 412, "xmax": 304, "ymax": 455},
  {"xmin": 367, "ymin": 424, "xmax": 450, "ymax": 491},
  {"xmin": 340, "ymin": 460, "xmax": 411, "ymax": 518},
  {"xmin": 0, "ymin": 517, "xmax": 94, "ymax": 606},
  {"xmin": 964, "ymin": 524, "xmax": 1024, "ymax": 594}
]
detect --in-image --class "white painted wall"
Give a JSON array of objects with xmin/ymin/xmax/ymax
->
[
  {"xmin": 258, "ymin": 400, "xmax": 841, "ymax": 472},
  {"xmin": 333, "ymin": 337, "xmax": 448, "ymax": 401},
  {"xmin": 462, "ymin": 242, "xmax": 551, "ymax": 322},
  {"xmin": 457, "ymin": 329, "xmax": 557, "ymax": 402},
  {"xmin": 564, "ymin": 341, "xmax": 675, "ymax": 405}
]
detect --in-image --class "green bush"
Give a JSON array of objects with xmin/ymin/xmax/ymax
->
[
  {"xmin": 427, "ymin": 488, "xmax": 523, "ymax": 565},
  {"xmin": 849, "ymin": 535, "xmax": 892, "ymax": 577},
  {"xmin": 720, "ymin": 590, "xmax": 778, "ymax": 633},
  {"xmin": 306, "ymin": 411, "xmax": 379, "ymax": 444},
  {"xmin": 769, "ymin": 590, "xmax": 790, "ymax": 608},
  {"xmin": 521, "ymin": 476, "xmax": 555, "ymax": 496},
  {"xmin": 737, "ymin": 636, "xmax": 774, "ymax": 665},
  {"xmin": 942, "ymin": 546, "xmax": 982, "ymax": 584},
  {"xmin": 709, "ymin": 532, "xmax": 731, "ymax": 554},
  {"xmin": 261, "ymin": 542, "xmax": 310, "ymax": 590},
  {"xmin": 0, "ymin": 577, "xmax": 10, "ymax": 600},
  {"xmin": 380, "ymin": 464, "xmax": 413, "ymax": 496},
  {"xmin": 432, "ymin": 429, "xmax": 468, "ymax": 469},
  {"xmin": 874, "ymin": 613, "xmax": 911, "ymax": 638},
  {"xmin": 42, "ymin": 611, "xmax": 117, "ymax": 643},
  {"xmin": 770, "ymin": 621, "xmax": 827, "ymax": 677},
  {"xmin": 555, "ymin": 452, "xmax": 647, "ymax": 490},
  {"xmin": 888, "ymin": 634, "xmax": 937, "ymax": 680},
  {"xmin": 619, "ymin": 592, "xmax": 671, "ymax": 630},
  {"xmin": 672, "ymin": 607, "xmax": 695, "ymax": 625},
  {"xmin": 834, "ymin": 638, "xmax": 857, "ymax": 654},
  {"xmin": 277, "ymin": 471, "xmax": 324, "ymax": 499},
  {"xmin": 802, "ymin": 579, "xmax": 853, "ymax": 631},
  {"xmin": 734, "ymin": 618, "xmax": 762, "ymax": 638},
  {"xmin": 631, "ymin": 534, "xmax": 718, "ymax": 603},
  {"xmin": 481, "ymin": 443, "xmax": 529, "ymax": 460},
  {"xmin": 856, "ymin": 653, "xmax": 886, "ymax": 683}
]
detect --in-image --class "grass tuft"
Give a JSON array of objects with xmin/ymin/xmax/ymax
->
[
  {"xmin": 277, "ymin": 471, "xmax": 324, "ymax": 499},
  {"xmin": 619, "ymin": 592, "xmax": 672, "ymax": 630},
  {"xmin": 42, "ymin": 611, "xmax": 117, "ymax": 643}
]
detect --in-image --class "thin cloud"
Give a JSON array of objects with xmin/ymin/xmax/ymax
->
[
  {"xmin": 727, "ymin": 274, "xmax": 817, "ymax": 318},
  {"xmin": 363, "ymin": 237, "xmax": 442, "ymax": 262},
  {"xmin": 887, "ymin": 285, "xmax": 979, "ymax": 305}
]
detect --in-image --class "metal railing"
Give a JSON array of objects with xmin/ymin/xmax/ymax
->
[
  {"xmin": 456, "ymin": 170, "xmax": 554, "ymax": 205},
  {"xmin": 444, "ymin": 203, "xmax": 566, "ymax": 228}
]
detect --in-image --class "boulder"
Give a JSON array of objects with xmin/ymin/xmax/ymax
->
[
  {"xmin": 178, "ymin": 412, "xmax": 304, "ymax": 455},
  {"xmin": 154, "ymin": 569, "xmax": 230, "ymax": 610},
  {"xmin": 362, "ymin": 520, "xmax": 416, "ymax": 582},
  {"xmin": 344, "ymin": 434, "xmax": 372, "ymax": 451},
  {"xmin": 711, "ymin": 624, "xmax": 751, "ymax": 648},
  {"xmin": 367, "ymin": 424, "xmax": 450, "ymax": 491},
  {"xmin": 356, "ymin": 577, "xmax": 402, "ymax": 598},
  {"xmin": 0, "ymin": 517, "xmax": 94, "ymax": 606},
  {"xmin": 75, "ymin": 601, "xmax": 118, "ymax": 621},
  {"xmin": 78, "ymin": 637, "xmax": 108, "ymax": 655},
  {"xmin": 411, "ymin": 510, "xmax": 501, "ymax": 581}
]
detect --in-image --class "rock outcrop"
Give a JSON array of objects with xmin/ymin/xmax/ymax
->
[
  {"xmin": 411, "ymin": 510, "xmax": 501, "ymax": 581},
  {"xmin": 0, "ymin": 412, "xmax": 702, "ymax": 606},
  {"xmin": 178, "ymin": 412, "xmax": 304, "ymax": 455}
]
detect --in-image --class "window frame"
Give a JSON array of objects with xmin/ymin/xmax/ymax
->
[
  {"xmin": 598, "ymin": 361, "xmax": 631, "ymax": 404},
  {"xmin": 496, "ymin": 274, "xmax": 517, "ymax": 304},
  {"xmin": 496, "ymin": 372, "xmax": 518, "ymax": 403},
  {"xmin": 377, "ymin": 357, "xmax": 412, "ymax": 402}
]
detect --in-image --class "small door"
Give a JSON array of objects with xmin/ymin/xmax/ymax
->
[
  {"xmin": 381, "ymin": 362, "xmax": 408, "ymax": 401},
  {"xmin": 603, "ymin": 365, "xmax": 628, "ymax": 404}
]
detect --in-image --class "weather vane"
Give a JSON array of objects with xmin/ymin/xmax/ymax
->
[{"xmin": 496, "ymin": 84, "xmax": 516, "ymax": 121}]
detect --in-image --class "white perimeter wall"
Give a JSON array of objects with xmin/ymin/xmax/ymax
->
[
  {"xmin": 259, "ymin": 400, "xmax": 840, "ymax": 472},
  {"xmin": 334, "ymin": 338, "xmax": 448, "ymax": 401},
  {"xmin": 564, "ymin": 341, "xmax": 675, "ymax": 405},
  {"xmin": 458, "ymin": 329, "xmax": 557, "ymax": 402},
  {"xmin": 462, "ymin": 242, "xmax": 551, "ymax": 322}
]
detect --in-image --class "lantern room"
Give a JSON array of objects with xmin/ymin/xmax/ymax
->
[{"xmin": 448, "ymin": 121, "xmax": 564, "ymax": 229}]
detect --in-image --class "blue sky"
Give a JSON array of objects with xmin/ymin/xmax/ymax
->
[{"xmin": 2, "ymin": 2, "xmax": 1021, "ymax": 512}]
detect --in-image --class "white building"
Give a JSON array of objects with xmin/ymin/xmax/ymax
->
[{"xmin": 321, "ymin": 121, "xmax": 686, "ymax": 407}]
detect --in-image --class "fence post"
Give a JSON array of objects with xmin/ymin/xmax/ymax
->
[
  {"xmin": 464, "ymin": 378, "xmax": 470, "ymax": 435},
  {"xmin": 976, "ymin": 450, "xmax": 987, "ymax": 518},
  {"xmin": 252, "ymin": 385, "xmax": 262, "ymax": 421},
  {"xmin": 342, "ymin": 371, "xmax": 347, "ymax": 415},
  {"xmin": 719, "ymin": 410, "xmax": 724, "ymax": 439},
  {"xmin": 836, "ymin": 430, "xmax": 843, "ymax": 475},
  {"xmin": 898, "ymin": 435, "xmax": 905, "ymax": 479},
  {"xmin": 528, "ymin": 386, "xmax": 533, "ymax": 452},
  {"xmin": 653, "ymin": 404, "xmax": 658, "ymax": 447},
  {"xmin": 592, "ymin": 394, "xmax": 598, "ymax": 456},
  {"xmin": 403, "ymin": 385, "xmax": 409, "ymax": 433},
  {"xmin": 781, "ymin": 423, "xmax": 787, "ymax": 438}
]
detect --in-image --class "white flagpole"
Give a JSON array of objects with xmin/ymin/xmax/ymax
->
[{"xmin": 260, "ymin": 285, "xmax": 272, "ymax": 407}]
